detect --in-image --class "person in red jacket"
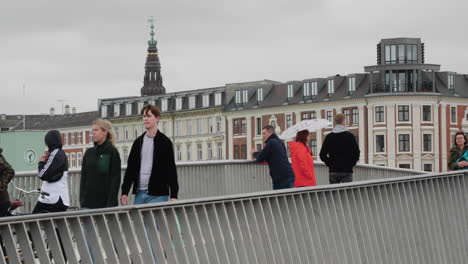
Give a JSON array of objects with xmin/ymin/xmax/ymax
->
[{"xmin": 288, "ymin": 130, "xmax": 317, "ymax": 187}]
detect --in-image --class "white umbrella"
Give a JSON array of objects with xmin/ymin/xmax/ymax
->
[{"xmin": 279, "ymin": 118, "xmax": 332, "ymax": 140}]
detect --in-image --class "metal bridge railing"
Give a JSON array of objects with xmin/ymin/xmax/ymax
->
[{"xmin": 0, "ymin": 171, "xmax": 465, "ymax": 263}]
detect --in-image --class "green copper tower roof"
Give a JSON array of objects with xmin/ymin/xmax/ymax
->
[{"xmin": 148, "ymin": 16, "xmax": 157, "ymax": 45}]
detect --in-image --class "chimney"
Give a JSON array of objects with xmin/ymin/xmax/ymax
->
[
  {"xmin": 50, "ymin": 107, "xmax": 55, "ymax": 116},
  {"xmin": 72, "ymin": 107, "xmax": 76, "ymax": 114},
  {"xmin": 64, "ymin": 105, "xmax": 70, "ymax": 115}
]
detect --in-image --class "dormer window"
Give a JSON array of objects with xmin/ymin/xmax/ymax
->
[
  {"xmin": 327, "ymin": 79, "xmax": 334, "ymax": 94},
  {"xmin": 101, "ymin": 105, "xmax": 107, "ymax": 118},
  {"xmin": 287, "ymin": 84, "xmax": 294, "ymax": 98},
  {"xmin": 348, "ymin": 77, "xmax": 356, "ymax": 94},
  {"xmin": 202, "ymin": 94, "xmax": 209, "ymax": 108},
  {"xmin": 303, "ymin": 83, "xmax": 310, "ymax": 97},
  {"xmin": 448, "ymin": 73, "xmax": 454, "ymax": 89},
  {"xmin": 161, "ymin": 99, "xmax": 168, "ymax": 112},
  {"xmin": 138, "ymin": 102, "xmax": 144, "ymax": 112},
  {"xmin": 242, "ymin": 89, "xmax": 248, "ymax": 103},
  {"xmin": 311, "ymin": 82, "xmax": 317, "ymax": 96},
  {"xmin": 215, "ymin": 92, "xmax": 222, "ymax": 106},
  {"xmin": 126, "ymin": 103, "xmax": 132, "ymax": 116},
  {"xmin": 385, "ymin": 45, "xmax": 397, "ymax": 64},
  {"xmin": 176, "ymin": 98, "xmax": 182, "ymax": 110},
  {"xmin": 235, "ymin": 90, "xmax": 242, "ymax": 104},
  {"xmin": 257, "ymin": 88, "xmax": 263, "ymax": 102},
  {"xmin": 114, "ymin": 104, "xmax": 120, "ymax": 117},
  {"xmin": 189, "ymin": 96, "xmax": 196, "ymax": 109}
]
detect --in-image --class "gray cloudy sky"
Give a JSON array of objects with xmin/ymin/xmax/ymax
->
[{"xmin": 1, "ymin": 0, "xmax": 467, "ymax": 115}]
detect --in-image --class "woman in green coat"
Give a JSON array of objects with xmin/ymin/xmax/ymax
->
[{"xmin": 448, "ymin": 131, "xmax": 468, "ymax": 170}]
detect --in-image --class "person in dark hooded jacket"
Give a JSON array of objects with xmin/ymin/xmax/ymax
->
[
  {"xmin": 33, "ymin": 130, "xmax": 69, "ymax": 213},
  {"xmin": 251, "ymin": 125, "xmax": 295, "ymax": 190}
]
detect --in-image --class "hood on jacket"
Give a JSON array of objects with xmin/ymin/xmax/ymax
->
[
  {"xmin": 45, "ymin": 130, "xmax": 62, "ymax": 152},
  {"xmin": 332, "ymin": 124, "xmax": 348, "ymax": 134}
]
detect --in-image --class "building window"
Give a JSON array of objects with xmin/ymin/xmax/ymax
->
[
  {"xmin": 101, "ymin": 105, "xmax": 107, "ymax": 118},
  {"xmin": 215, "ymin": 93, "xmax": 222, "ymax": 106},
  {"xmin": 176, "ymin": 120, "xmax": 182, "ymax": 137},
  {"xmin": 407, "ymin": 44, "xmax": 417, "ymax": 63},
  {"xmin": 448, "ymin": 74, "xmax": 454, "ymax": 90},
  {"xmin": 375, "ymin": 106, "xmax": 384, "ymax": 123},
  {"xmin": 176, "ymin": 145, "xmax": 182, "ymax": 161},
  {"xmin": 234, "ymin": 120, "xmax": 240, "ymax": 135},
  {"xmin": 398, "ymin": 44, "xmax": 405, "ymax": 64},
  {"xmin": 399, "ymin": 164, "xmax": 411, "ymax": 169},
  {"xmin": 451, "ymin": 106, "xmax": 457, "ymax": 123},
  {"xmin": 301, "ymin": 113, "xmax": 309, "ymax": 121},
  {"xmin": 114, "ymin": 104, "xmax": 120, "ymax": 117},
  {"xmin": 217, "ymin": 142, "xmax": 223, "ymax": 159},
  {"xmin": 303, "ymin": 83, "xmax": 310, "ymax": 97},
  {"xmin": 197, "ymin": 143, "xmax": 202, "ymax": 160},
  {"xmin": 286, "ymin": 114, "xmax": 292, "ymax": 129},
  {"xmin": 241, "ymin": 119, "xmax": 247, "ymax": 134},
  {"xmin": 161, "ymin": 121, "xmax": 167, "ymax": 134},
  {"xmin": 422, "ymin": 105, "xmax": 431, "ymax": 122},
  {"xmin": 256, "ymin": 144, "xmax": 262, "ymax": 151},
  {"xmin": 122, "ymin": 148, "xmax": 128, "ymax": 165},
  {"xmin": 207, "ymin": 118, "xmax": 213, "ymax": 134},
  {"xmin": 197, "ymin": 119, "xmax": 202, "ymax": 134},
  {"xmin": 234, "ymin": 145, "xmax": 239, "ymax": 159},
  {"xmin": 66, "ymin": 153, "xmax": 70, "ymax": 167},
  {"xmin": 77, "ymin": 132, "xmax": 82, "ymax": 144},
  {"xmin": 257, "ymin": 88, "xmax": 263, "ymax": 102},
  {"xmin": 70, "ymin": 133, "xmax": 75, "ymax": 145},
  {"xmin": 242, "ymin": 89, "xmax": 248, "ymax": 103},
  {"xmin": 398, "ymin": 105, "xmax": 410, "ymax": 121},
  {"xmin": 63, "ymin": 133, "xmax": 68, "ymax": 145},
  {"xmin": 88, "ymin": 131, "xmax": 93, "ymax": 143},
  {"xmin": 216, "ymin": 116, "xmax": 222, "ymax": 132},
  {"xmin": 161, "ymin": 99, "xmax": 168, "ymax": 112},
  {"xmin": 423, "ymin": 134, "xmax": 432, "ymax": 152},
  {"xmin": 71, "ymin": 153, "xmax": 76, "ymax": 168},
  {"xmin": 385, "ymin": 44, "xmax": 397, "ymax": 64},
  {"xmin": 126, "ymin": 103, "xmax": 132, "ymax": 116},
  {"xmin": 176, "ymin": 98, "xmax": 182, "ymax": 110},
  {"xmin": 186, "ymin": 144, "xmax": 192, "ymax": 161},
  {"xmin": 352, "ymin": 108, "xmax": 359, "ymax": 125},
  {"xmin": 202, "ymin": 95, "xmax": 209, "ymax": 108},
  {"xmin": 326, "ymin": 111, "xmax": 333, "ymax": 122},
  {"xmin": 207, "ymin": 143, "xmax": 212, "ymax": 160},
  {"xmin": 311, "ymin": 82, "xmax": 318, "ymax": 96},
  {"xmin": 115, "ymin": 128, "xmax": 120, "ymax": 141},
  {"xmin": 327, "ymin": 79, "xmax": 334, "ymax": 94},
  {"xmin": 186, "ymin": 120, "xmax": 192, "ymax": 136},
  {"xmin": 235, "ymin": 90, "xmax": 242, "ymax": 104},
  {"xmin": 310, "ymin": 139, "xmax": 317, "ymax": 155},
  {"xmin": 348, "ymin": 77, "xmax": 356, "ymax": 93},
  {"xmin": 423, "ymin": 164, "xmax": 432, "ymax": 172},
  {"xmin": 311, "ymin": 111, "xmax": 317, "ymax": 119},
  {"xmin": 344, "ymin": 109, "xmax": 351, "ymax": 125},
  {"xmin": 241, "ymin": 145, "xmax": 247, "ymax": 159},
  {"xmin": 256, "ymin": 117, "xmax": 262, "ymax": 136},
  {"xmin": 287, "ymin": 84, "xmax": 294, "ymax": 98},
  {"xmin": 77, "ymin": 152, "xmax": 82, "ymax": 167},
  {"xmin": 189, "ymin": 96, "xmax": 196, "ymax": 109},
  {"xmin": 376, "ymin": 135, "xmax": 385, "ymax": 153},
  {"xmin": 398, "ymin": 134, "xmax": 410, "ymax": 152},
  {"xmin": 138, "ymin": 102, "xmax": 144, "ymax": 113}
]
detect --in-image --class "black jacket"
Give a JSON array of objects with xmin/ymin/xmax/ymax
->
[
  {"xmin": 121, "ymin": 130, "xmax": 179, "ymax": 199},
  {"xmin": 319, "ymin": 129, "xmax": 360, "ymax": 173},
  {"xmin": 37, "ymin": 130, "xmax": 68, "ymax": 183},
  {"xmin": 253, "ymin": 133, "xmax": 295, "ymax": 186},
  {"xmin": 80, "ymin": 140, "xmax": 121, "ymax": 208}
]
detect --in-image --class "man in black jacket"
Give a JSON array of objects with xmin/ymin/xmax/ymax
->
[
  {"xmin": 121, "ymin": 104, "xmax": 179, "ymax": 205},
  {"xmin": 320, "ymin": 113, "xmax": 360, "ymax": 184},
  {"xmin": 251, "ymin": 125, "xmax": 294, "ymax": 190}
]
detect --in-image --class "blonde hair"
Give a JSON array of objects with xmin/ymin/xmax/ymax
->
[{"xmin": 92, "ymin": 119, "xmax": 115, "ymax": 146}]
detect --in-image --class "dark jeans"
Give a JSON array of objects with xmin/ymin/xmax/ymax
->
[
  {"xmin": 329, "ymin": 172, "xmax": 353, "ymax": 184},
  {"xmin": 273, "ymin": 178, "xmax": 294, "ymax": 190}
]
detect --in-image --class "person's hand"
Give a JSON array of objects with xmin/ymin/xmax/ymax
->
[
  {"xmin": 121, "ymin": 195, "xmax": 128, "ymax": 206},
  {"xmin": 170, "ymin": 198, "xmax": 177, "ymax": 201},
  {"xmin": 39, "ymin": 155, "xmax": 47, "ymax": 162},
  {"xmin": 250, "ymin": 148, "xmax": 257, "ymax": 157},
  {"xmin": 459, "ymin": 161, "xmax": 468, "ymax": 167}
]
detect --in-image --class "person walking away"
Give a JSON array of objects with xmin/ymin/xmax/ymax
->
[
  {"xmin": 288, "ymin": 130, "xmax": 316, "ymax": 187},
  {"xmin": 448, "ymin": 131, "xmax": 468, "ymax": 170},
  {"xmin": 80, "ymin": 119, "xmax": 121, "ymax": 209},
  {"xmin": 251, "ymin": 125, "xmax": 295, "ymax": 190},
  {"xmin": 121, "ymin": 104, "xmax": 178, "ymax": 205},
  {"xmin": 0, "ymin": 148, "xmax": 15, "ymax": 216},
  {"xmin": 319, "ymin": 114, "xmax": 360, "ymax": 184},
  {"xmin": 34, "ymin": 130, "xmax": 69, "ymax": 213}
]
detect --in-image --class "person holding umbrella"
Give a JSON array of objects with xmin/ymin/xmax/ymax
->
[{"xmin": 288, "ymin": 130, "xmax": 317, "ymax": 187}]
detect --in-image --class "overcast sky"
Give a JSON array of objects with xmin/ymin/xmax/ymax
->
[{"xmin": 1, "ymin": 0, "xmax": 467, "ymax": 115}]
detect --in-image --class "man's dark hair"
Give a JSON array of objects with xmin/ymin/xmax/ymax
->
[
  {"xmin": 262, "ymin": 125, "xmax": 275, "ymax": 133},
  {"xmin": 140, "ymin": 104, "xmax": 161, "ymax": 118}
]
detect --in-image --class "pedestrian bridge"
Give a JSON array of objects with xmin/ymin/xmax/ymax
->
[{"xmin": 2, "ymin": 161, "xmax": 466, "ymax": 263}]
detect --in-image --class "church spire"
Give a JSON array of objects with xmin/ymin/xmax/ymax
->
[{"xmin": 141, "ymin": 17, "xmax": 166, "ymax": 96}]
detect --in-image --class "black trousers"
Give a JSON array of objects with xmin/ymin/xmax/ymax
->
[
  {"xmin": 329, "ymin": 172, "xmax": 353, "ymax": 184},
  {"xmin": 32, "ymin": 197, "xmax": 68, "ymax": 214}
]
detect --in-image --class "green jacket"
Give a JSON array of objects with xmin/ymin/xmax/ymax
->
[
  {"xmin": 80, "ymin": 140, "xmax": 121, "ymax": 208},
  {"xmin": 448, "ymin": 145, "xmax": 468, "ymax": 170},
  {"xmin": 0, "ymin": 148, "xmax": 15, "ymax": 192}
]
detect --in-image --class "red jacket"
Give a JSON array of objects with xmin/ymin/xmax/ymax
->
[{"xmin": 288, "ymin": 141, "xmax": 317, "ymax": 187}]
